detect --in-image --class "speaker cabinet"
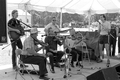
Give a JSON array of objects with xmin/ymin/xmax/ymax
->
[
  {"xmin": 0, "ymin": 0, "xmax": 7, "ymax": 44},
  {"xmin": 113, "ymin": 64, "xmax": 120, "ymax": 79},
  {"xmin": 114, "ymin": 64, "xmax": 120, "ymax": 73},
  {"xmin": 87, "ymin": 67, "xmax": 119, "ymax": 80}
]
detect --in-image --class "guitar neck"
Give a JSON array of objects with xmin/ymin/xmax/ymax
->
[
  {"xmin": 20, "ymin": 21, "xmax": 31, "ymax": 28},
  {"xmin": 16, "ymin": 19, "xmax": 31, "ymax": 28},
  {"xmin": 24, "ymin": 29, "xmax": 31, "ymax": 32},
  {"xmin": 55, "ymin": 29, "xmax": 71, "ymax": 34}
]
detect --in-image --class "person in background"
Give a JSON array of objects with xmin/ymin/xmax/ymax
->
[
  {"xmin": 109, "ymin": 22, "xmax": 117, "ymax": 56},
  {"xmin": 116, "ymin": 17, "xmax": 120, "ymax": 58},
  {"xmin": 44, "ymin": 16, "xmax": 69, "ymax": 36},
  {"xmin": 64, "ymin": 28, "xmax": 83, "ymax": 68},
  {"xmin": 21, "ymin": 28, "xmax": 48, "ymax": 79},
  {"xmin": 98, "ymin": 14, "xmax": 111, "ymax": 67},
  {"xmin": 8, "ymin": 10, "xmax": 27, "ymax": 69},
  {"xmin": 44, "ymin": 17, "xmax": 60, "ymax": 36}
]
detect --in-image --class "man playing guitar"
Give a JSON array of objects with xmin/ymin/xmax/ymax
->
[
  {"xmin": 8, "ymin": 10, "xmax": 27, "ymax": 69},
  {"xmin": 44, "ymin": 16, "xmax": 71, "ymax": 36}
]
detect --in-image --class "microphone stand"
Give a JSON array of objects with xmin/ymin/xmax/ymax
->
[
  {"xmin": 17, "ymin": 19, "xmax": 31, "ymax": 28},
  {"xmin": 2, "ymin": 37, "xmax": 20, "ymax": 50}
]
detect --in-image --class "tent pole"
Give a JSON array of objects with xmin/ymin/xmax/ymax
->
[
  {"xmin": 88, "ymin": 14, "xmax": 91, "ymax": 31},
  {"xmin": 25, "ymin": 3, "xmax": 28, "ymax": 23},
  {"xmin": 25, "ymin": 10, "xmax": 27, "ymax": 23},
  {"xmin": 60, "ymin": 8, "xmax": 62, "ymax": 28}
]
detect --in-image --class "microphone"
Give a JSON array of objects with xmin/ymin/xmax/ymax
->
[
  {"xmin": 98, "ymin": 20, "xmax": 102, "ymax": 24},
  {"xmin": 41, "ymin": 34, "xmax": 47, "ymax": 37}
]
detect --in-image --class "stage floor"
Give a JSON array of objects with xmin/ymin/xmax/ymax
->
[
  {"xmin": 0, "ymin": 37, "xmax": 120, "ymax": 80},
  {"xmin": 0, "ymin": 58, "xmax": 120, "ymax": 80}
]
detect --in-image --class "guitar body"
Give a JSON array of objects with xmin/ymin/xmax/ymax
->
[
  {"xmin": 9, "ymin": 25, "xmax": 25, "ymax": 40},
  {"xmin": 9, "ymin": 31, "xmax": 21, "ymax": 40}
]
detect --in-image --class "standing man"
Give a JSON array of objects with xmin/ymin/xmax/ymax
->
[
  {"xmin": 8, "ymin": 10, "xmax": 25, "ymax": 69},
  {"xmin": 98, "ymin": 14, "xmax": 111, "ymax": 66}
]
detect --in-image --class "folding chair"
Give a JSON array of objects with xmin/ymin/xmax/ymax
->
[
  {"xmin": 15, "ymin": 49, "xmax": 37, "ymax": 80},
  {"xmin": 79, "ymin": 41, "xmax": 91, "ymax": 63},
  {"xmin": 4, "ymin": 49, "xmax": 26, "ymax": 80}
]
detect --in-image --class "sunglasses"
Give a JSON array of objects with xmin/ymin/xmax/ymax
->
[{"xmin": 53, "ymin": 20, "xmax": 56, "ymax": 21}]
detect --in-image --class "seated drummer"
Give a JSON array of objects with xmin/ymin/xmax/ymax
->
[
  {"xmin": 45, "ymin": 28, "xmax": 64, "ymax": 73},
  {"xmin": 21, "ymin": 28, "xmax": 48, "ymax": 79},
  {"xmin": 65, "ymin": 28, "xmax": 83, "ymax": 67}
]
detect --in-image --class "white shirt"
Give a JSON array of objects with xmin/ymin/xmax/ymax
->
[
  {"xmin": 100, "ymin": 21, "xmax": 111, "ymax": 35},
  {"xmin": 44, "ymin": 23, "xmax": 60, "ymax": 34},
  {"xmin": 65, "ymin": 38, "xmax": 76, "ymax": 48}
]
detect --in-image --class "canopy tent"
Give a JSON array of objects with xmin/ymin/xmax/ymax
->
[
  {"xmin": 7, "ymin": 0, "xmax": 120, "ymax": 28},
  {"xmin": 7, "ymin": 0, "xmax": 120, "ymax": 14},
  {"xmin": 7, "ymin": 9, "xmax": 30, "ymax": 16}
]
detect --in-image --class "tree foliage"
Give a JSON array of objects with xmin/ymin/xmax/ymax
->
[{"xmin": 30, "ymin": 10, "xmax": 119, "ymax": 28}]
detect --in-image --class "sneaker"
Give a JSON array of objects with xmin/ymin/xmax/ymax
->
[
  {"xmin": 79, "ymin": 63, "xmax": 83, "ymax": 68},
  {"xmin": 76, "ymin": 62, "xmax": 83, "ymax": 68},
  {"xmin": 39, "ymin": 75, "xmax": 50, "ymax": 79},
  {"xmin": 51, "ymin": 68, "xmax": 55, "ymax": 73},
  {"xmin": 97, "ymin": 59, "xmax": 103, "ymax": 63},
  {"xmin": 54, "ymin": 63, "xmax": 60, "ymax": 67},
  {"xmin": 76, "ymin": 62, "xmax": 79, "ymax": 66},
  {"xmin": 13, "ymin": 66, "xmax": 18, "ymax": 71},
  {"xmin": 51, "ymin": 70, "xmax": 55, "ymax": 73},
  {"xmin": 70, "ymin": 63, "xmax": 74, "ymax": 67}
]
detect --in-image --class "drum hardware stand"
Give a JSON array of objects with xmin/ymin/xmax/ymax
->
[{"xmin": 62, "ymin": 36, "xmax": 86, "ymax": 79}]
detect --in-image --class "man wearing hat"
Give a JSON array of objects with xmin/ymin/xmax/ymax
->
[{"xmin": 22, "ymin": 28, "xmax": 48, "ymax": 79}]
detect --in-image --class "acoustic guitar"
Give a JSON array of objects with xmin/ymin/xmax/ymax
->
[
  {"xmin": 9, "ymin": 25, "xmax": 30, "ymax": 40},
  {"xmin": 9, "ymin": 19, "xmax": 31, "ymax": 40},
  {"xmin": 54, "ymin": 28, "xmax": 72, "ymax": 34}
]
